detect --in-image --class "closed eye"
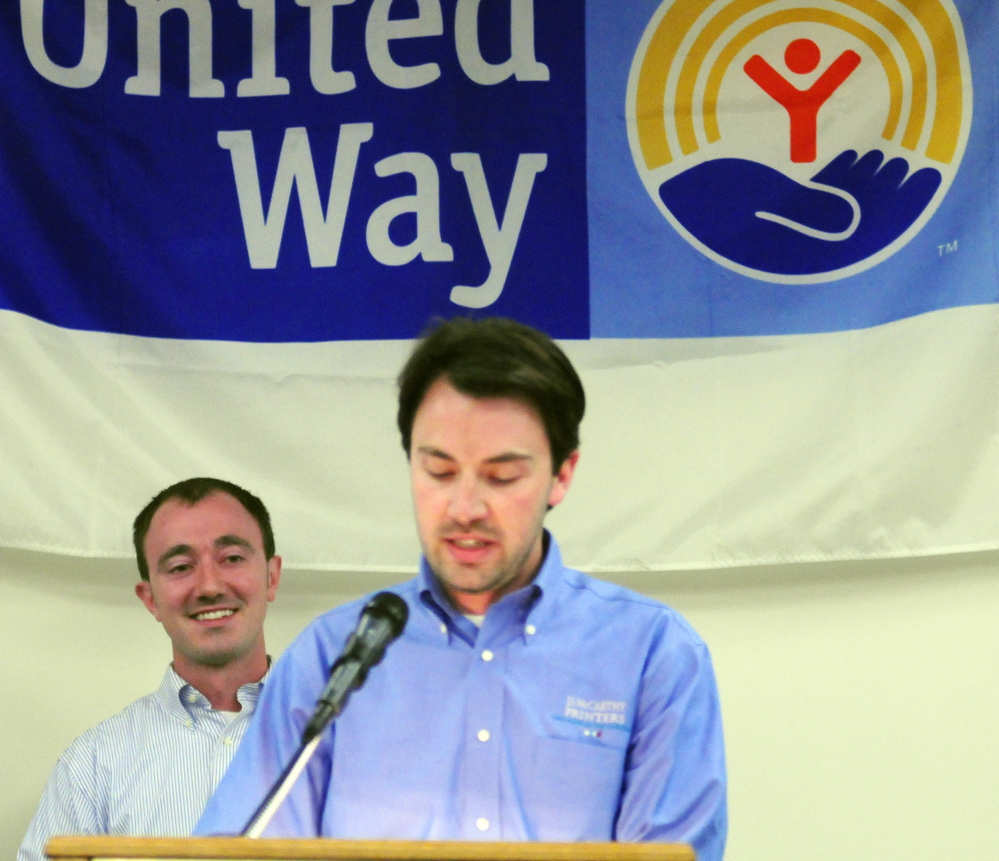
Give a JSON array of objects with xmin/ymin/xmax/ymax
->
[
  {"xmin": 165, "ymin": 561, "xmax": 192, "ymax": 575},
  {"xmin": 422, "ymin": 456, "xmax": 456, "ymax": 481},
  {"xmin": 486, "ymin": 463, "xmax": 528, "ymax": 485},
  {"xmin": 488, "ymin": 474, "xmax": 519, "ymax": 486}
]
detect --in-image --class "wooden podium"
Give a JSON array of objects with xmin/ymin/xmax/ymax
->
[{"xmin": 46, "ymin": 837, "xmax": 695, "ymax": 861}]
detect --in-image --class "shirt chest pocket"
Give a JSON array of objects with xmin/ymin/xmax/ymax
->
[{"xmin": 524, "ymin": 729, "xmax": 628, "ymax": 840}]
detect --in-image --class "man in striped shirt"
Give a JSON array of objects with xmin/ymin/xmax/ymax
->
[{"xmin": 18, "ymin": 477, "xmax": 282, "ymax": 861}]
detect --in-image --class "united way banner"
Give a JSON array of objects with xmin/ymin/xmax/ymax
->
[{"xmin": 0, "ymin": 0, "xmax": 998, "ymax": 571}]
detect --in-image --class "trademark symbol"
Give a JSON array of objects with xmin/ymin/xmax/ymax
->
[{"xmin": 938, "ymin": 240, "xmax": 959, "ymax": 256}]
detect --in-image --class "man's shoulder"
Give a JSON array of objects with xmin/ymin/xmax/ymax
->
[
  {"xmin": 57, "ymin": 687, "xmax": 166, "ymax": 766},
  {"xmin": 315, "ymin": 580, "xmax": 417, "ymax": 625},
  {"xmin": 556, "ymin": 566, "xmax": 708, "ymax": 648},
  {"xmin": 286, "ymin": 581, "xmax": 420, "ymax": 651},
  {"xmin": 560, "ymin": 566, "xmax": 659, "ymax": 605},
  {"xmin": 557, "ymin": 565, "xmax": 667, "ymax": 613}
]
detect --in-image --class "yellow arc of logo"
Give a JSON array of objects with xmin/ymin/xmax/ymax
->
[{"xmin": 635, "ymin": 0, "xmax": 964, "ymax": 170}]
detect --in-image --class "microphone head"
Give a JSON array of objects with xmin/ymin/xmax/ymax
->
[{"xmin": 364, "ymin": 591, "xmax": 409, "ymax": 639}]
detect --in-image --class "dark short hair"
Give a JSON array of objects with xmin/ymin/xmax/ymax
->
[
  {"xmin": 397, "ymin": 317, "xmax": 585, "ymax": 470},
  {"xmin": 132, "ymin": 477, "xmax": 275, "ymax": 580}
]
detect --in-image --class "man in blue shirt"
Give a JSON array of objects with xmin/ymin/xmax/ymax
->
[
  {"xmin": 198, "ymin": 318, "xmax": 727, "ymax": 859},
  {"xmin": 19, "ymin": 478, "xmax": 282, "ymax": 861}
]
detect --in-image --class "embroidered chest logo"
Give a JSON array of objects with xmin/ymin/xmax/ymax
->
[{"xmin": 555, "ymin": 696, "xmax": 630, "ymax": 737}]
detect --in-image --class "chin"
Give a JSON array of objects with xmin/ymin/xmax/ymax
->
[{"xmin": 187, "ymin": 644, "xmax": 247, "ymax": 668}]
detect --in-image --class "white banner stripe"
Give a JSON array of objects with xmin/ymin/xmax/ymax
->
[{"xmin": 3, "ymin": 304, "xmax": 999, "ymax": 571}]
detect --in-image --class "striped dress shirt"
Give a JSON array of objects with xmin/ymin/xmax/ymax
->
[{"xmin": 18, "ymin": 666, "xmax": 262, "ymax": 861}]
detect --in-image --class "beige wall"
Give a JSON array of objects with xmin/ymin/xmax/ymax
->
[{"xmin": 3, "ymin": 546, "xmax": 997, "ymax": 861}]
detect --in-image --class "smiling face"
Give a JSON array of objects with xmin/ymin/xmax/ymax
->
[
  {"xmin": 410, "ymin": 378, "xmax": 578, "ymax": 614},
  {"xmin": 134, "ymin": 492, "xmax": 280, "ymax": 681}
]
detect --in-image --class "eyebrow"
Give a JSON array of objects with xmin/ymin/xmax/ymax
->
[
  {"xmin": 215, "ymin": 534, "xmax": 254, "ymax": 553},
  {"xmin": 417, "ymin": 446, "xmax": 454, "ymax": 460},
  {"xmin": 485, "ymin": 453, "xmax": 533, "ymax": 465},
  {"xmin": 417, "ymin": 446, "xmax": 533, "ymax": 465},
  {"xmin": 156, "ymin": 535, "xmax": 254, "ymax": 570}
]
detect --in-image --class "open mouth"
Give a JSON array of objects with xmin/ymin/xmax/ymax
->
[
  {"xmin": 450, "ymin": 538, "xmax": 490, "ymax": 549},
  {"xmin": 444, "ymin": 537, "xmax": 495, "ymax": 563}
]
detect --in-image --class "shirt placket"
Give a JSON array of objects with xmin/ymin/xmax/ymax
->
[
  {"xmin": 460, "ymin": 639, "xmax": 506, "ymax": 839},
  {"xmin": 184, "ymin": 697, "xmax": 241, "ymax": 792},
  {"xmin": 211, "ymin": 714, "xmax": 241, "ymax": 788}
]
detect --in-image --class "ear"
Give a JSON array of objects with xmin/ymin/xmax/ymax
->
[
  {"xmin": 547, "ymin": 450, "xmax": 580, "ymax": 509},
  {"xmin": 266, "ymin": 556, "xmax": 282, "ymax": 602},
  {"xmin": 135, "ymin": 580, "xmax": 161, "ymax": 621}
]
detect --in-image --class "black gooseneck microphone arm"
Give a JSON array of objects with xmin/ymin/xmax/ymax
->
[{"xmin": 241, "ymin": 591, "xmax": 409, "ymax": 838}]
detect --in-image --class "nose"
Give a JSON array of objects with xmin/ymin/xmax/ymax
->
[
  {"xmin": 193, "ymin": 558, "xmax": 226, "ymax": 600},
  {"xmin": 447, "ymin": 474, "xmax": 488, "ymax": 525}
]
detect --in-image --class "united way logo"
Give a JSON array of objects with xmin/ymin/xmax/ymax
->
[{"xmin": 626, "ymin": 0, "xmax": 972, "ymax": 283}]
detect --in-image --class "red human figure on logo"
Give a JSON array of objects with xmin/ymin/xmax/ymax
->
[{"xmin": 744, "ymin": 38, "xmax": 861, "ymax": 163}]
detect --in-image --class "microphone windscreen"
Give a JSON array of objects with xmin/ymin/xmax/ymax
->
[{"xmin": 365, "ymin": 591, "xmax": 409, "ymax": 638}]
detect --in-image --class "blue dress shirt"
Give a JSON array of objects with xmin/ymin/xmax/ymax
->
[
  {"xmin": 197, "ymin": 537, "xmax": 726, "ymax": 860},
  {"xmin": 19, "ymin": 667, "xmax": 262, "ymax": 861}
]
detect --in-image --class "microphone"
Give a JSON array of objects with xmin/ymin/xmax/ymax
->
[{"xmin": 301, "ymin": 591, "xmax": 408, "ymax": 743}]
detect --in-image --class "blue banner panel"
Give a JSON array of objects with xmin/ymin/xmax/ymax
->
[
  {"xmin": 0, "ymin": 1, "xmax": 588, "ymax": 341},
  {"xmin": 588, "ymin": 0, "xmax": 998, "ymax": 337}
]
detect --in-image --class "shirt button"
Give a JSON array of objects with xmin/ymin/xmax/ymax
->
[
  {"xmin": 184, "ymin": 719, "xmax": 193, "ymax": 728},
  {"xmin": 187, "ymin": 693, "xmax": 198, "ymax": 703},
  {"xmin": 476, "ymin": 818, "xmax": 490, "ymax": 831},
  {"xmin": 223, "ymin": 737, "xmax": 233, "ymax": 746},
  {"xmin": 481, "ymin": 650, "xmax": 494, "ymax": 662},
  {"xmin": 477, "ymin": 729, "xmax": 490, "ymax": 742},
  {"xmin": 525, "ymin": 624, "xmax": 536, "ymax": 635},
  {"xmin": 439, "ymin": 623, "xmax": 447, "ymax": 634}
]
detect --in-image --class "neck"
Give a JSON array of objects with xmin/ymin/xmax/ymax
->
[
  {"xmin": 172, "ymin": 646, "xmax": 268, "ymax": 711},
  {"xmin": 447, "ymin": 589, "xmax": 500, "ymax": 616},
  {"xmin": 444, "ymin": 533, "xmax": 548, "ymax": 615}
]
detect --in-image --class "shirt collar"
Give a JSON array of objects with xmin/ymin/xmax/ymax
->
[
  {"xmin": 156, "ymin": 664, "xmax": 268, "ymax": 723},
  {"xmin": 416, "ymin": 530, "xmax": 567, "ymax": 639}
]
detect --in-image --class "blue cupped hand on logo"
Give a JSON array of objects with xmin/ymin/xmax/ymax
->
[{"xmin": 658, "ymin": 150, "xmax": 942, "ymax": 275}]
